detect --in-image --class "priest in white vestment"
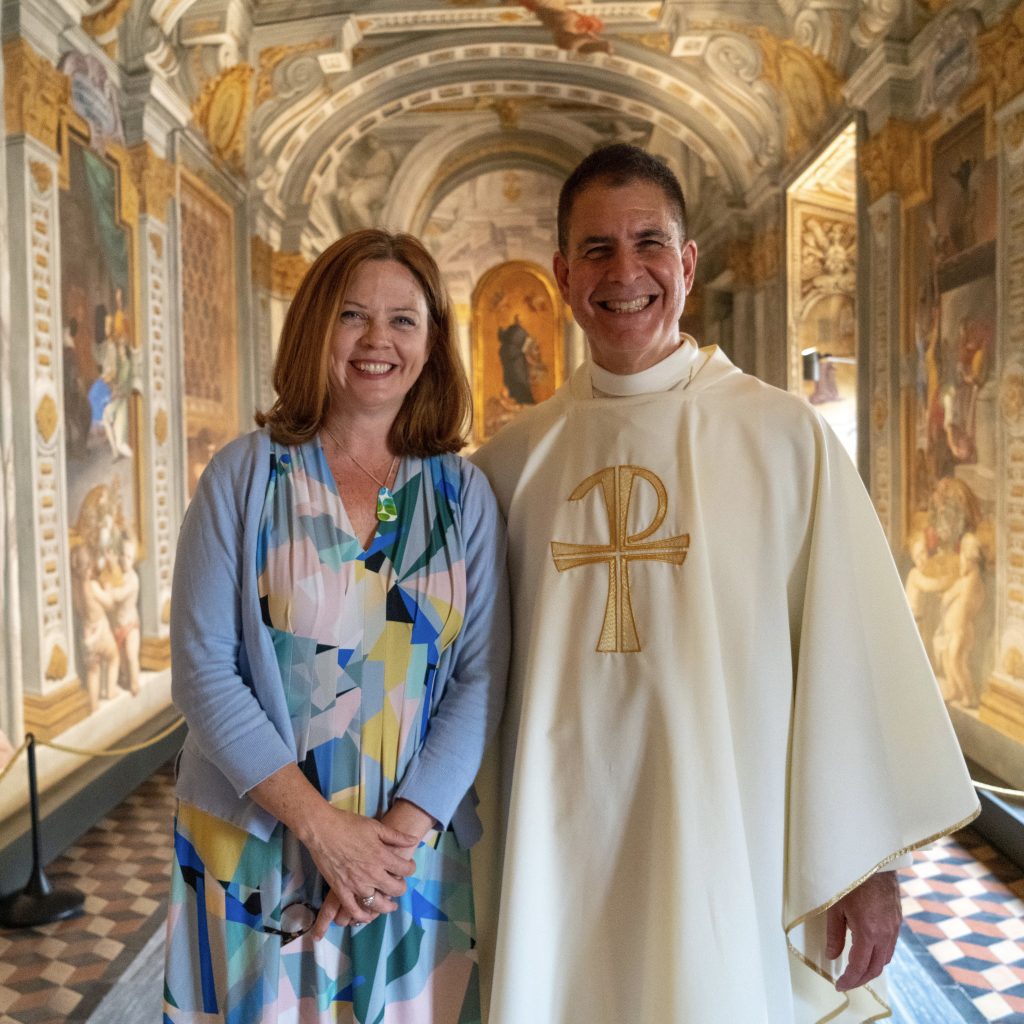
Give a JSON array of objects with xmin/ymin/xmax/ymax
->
[{"xmin": 471, "ymin": 144, "xmax": 979, "ymax": 1023}]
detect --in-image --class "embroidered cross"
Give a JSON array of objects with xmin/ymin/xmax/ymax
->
[{"xmin": 551, "ymin": 465, "xmax": 689, "ymax": 653}]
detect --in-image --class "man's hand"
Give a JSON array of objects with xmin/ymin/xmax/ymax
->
[{"xmin": 826, "ymin": 870, "xmax": 902, "ymax": 992}]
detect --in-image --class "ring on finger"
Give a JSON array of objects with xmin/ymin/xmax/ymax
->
[{"xmin": 359, "ymin": 892, "xmax": 376, "ymax": 909}]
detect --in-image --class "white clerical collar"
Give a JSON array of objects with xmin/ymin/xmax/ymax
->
[{"xmin": 589, "ymin": 335, "xmax": 702, "ymax": 396}]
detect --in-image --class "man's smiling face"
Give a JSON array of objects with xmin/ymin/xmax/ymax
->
[{"xmin": 554, "ymin": 178, "xmax": 698, "ymax": 375}]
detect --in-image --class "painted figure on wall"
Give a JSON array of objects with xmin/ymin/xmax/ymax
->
[
  {"xmin": 933, "ymin": 532, "xmax": 986, "ymax": 708},
  {"xmin": 472, "ymin": 261, "xmax": 563, "ymax": 443},
  {"xmin": 906, "ymin": 112, "xmax": 997, "ymax": 713},
  {"xmin": 69, "ymin": 484, "xmax": 142, "ymax": 709},
  {"xmin": 59, "ymin": 134, "xmax": 144, "ymax": 726},
  {"xmin": 498, "ymin": 314, "xmax": 547, "ymax": 406}
]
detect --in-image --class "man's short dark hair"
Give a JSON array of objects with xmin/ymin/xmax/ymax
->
[{"xmin": 557, "ymin": 144, "xmax": 688, "ymax": 254}]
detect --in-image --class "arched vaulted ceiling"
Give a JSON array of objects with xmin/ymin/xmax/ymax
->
[{"xmin": 117, "ymin": 0, "xmax": 912, "ymax": 255}]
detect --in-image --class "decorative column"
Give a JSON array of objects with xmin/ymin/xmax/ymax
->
[
  {"xmin": 0, "ymin": 38, "xmax": 24, "ymax": 745},
  {"xmin": 128, "ymin": 144, "xmax": 177, "ymax": 668},
  {"xmin": 250, "ymin": 235, "xmax": 276, "ymax": 412},
  {"xmin": 859, "ymin": 120, "xmax": 925, "ymax": 544},
  {"xmin": 981, "ymin": 97, "xmax": 1024, "ymax": 746},
  {"xmin": 3, "ymin": 41, "xmax": 85, "ymax": 736},
  {"xmin": 725, "ymin": 218, "xmax": 785, "ymax": 388}
]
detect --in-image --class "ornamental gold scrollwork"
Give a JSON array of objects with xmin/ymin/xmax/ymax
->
[
  {"xmin": 272, "ymin": 251, "xmax": 312, "ymax": 298},
  {"xmin": 128, "ymin": 144, "xmax": 176, "ymax": 223},
  {"xmin": 1001, "ymin": 365, "xmax": 1024, "ymax": 436},
  {"xmin": 255, "ymin": 37, "xmax": 333, "ymax": 106},
  {"xmin": 3, "ymin": 39, "xmax": 70, "ymax": 151},
  {"xmin": 29, "ymin": 160, "xmax": 53, "ymax": 195},
  {"xmin": 36, "ymin": 394, "xmax": 58, "ymax": 443},
  {"xmin": 154, "ymin": 408, "xmax": 169, "ymax": 446},
  {"xmin": 82, "ymin": 0, "xmax": 133, "ymax": 46},
  {"xmin": 976, "ymin": 4, "xmax": 1024, "ymax": 112},
  {"xmin": 193, "ymin": 64, "xmax": 254, "ymax": 174},
  {"xmin": 45, "ymin": 644, "xmax": 68, "ymax": 680},
  {"xmin": 742, "ymin": 26, "xmax": 843, "ymax": 160},
  {"xmin": 861, "ymin": 120, "xmax": 927, "ymax": 205}
]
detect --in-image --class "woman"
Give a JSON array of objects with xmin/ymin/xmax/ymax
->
[{"xmin": 164, "ymin": 230, "xmax": 509, "ymax": 1022}]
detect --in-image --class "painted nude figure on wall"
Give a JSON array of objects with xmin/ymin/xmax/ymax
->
[
  {"xmin": 70, "ymin": 543, "xmax": 120, "ymax": 712},
  {"xmin": 933, "ymin": 532, "xmax": 986, "ymax": 708}
]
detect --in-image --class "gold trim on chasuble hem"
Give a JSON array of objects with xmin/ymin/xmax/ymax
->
[
  {"xmin": 785, "ymin": 805, "xmax": 981, "ymax": 1023},
  {"xmin": 551, "ymin": 465, "xmax": 689, "ymax": 652}
]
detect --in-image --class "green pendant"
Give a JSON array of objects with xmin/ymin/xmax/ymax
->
[{"xmin": 376, "ymin": 486, "xmax": 398, "ymax": 522}]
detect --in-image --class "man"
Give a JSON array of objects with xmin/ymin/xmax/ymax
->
[{"xmin": 471, "ymin": 144, "xmax": 979, "ymax": 1022}]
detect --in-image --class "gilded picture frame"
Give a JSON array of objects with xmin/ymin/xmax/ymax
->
[{"xmin": 471, "ymin": 260, "xmax": 564, "ymax": 444}]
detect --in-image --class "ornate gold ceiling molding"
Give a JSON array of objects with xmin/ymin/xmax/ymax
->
[
  {"xmin": 128, "ymin": 144, "xmax": 177, "ymax": 223},
  {"xmin": 860, "ymin": 119, "xmax": 927, "ymax": 206},
  {"xmin": 256, "ymin": 37, "xmax": 334, "ymax": 106},
  {"xmin": 738, "ymin": 26, "xmax": 843, "ymax": 161},
  {"xmin": 973, "ymin": 0, "xmax": 1024, "ymax": 114},
  {"xmin": 192, "ymin": 63, "xmax": 254, "ymax": 174},
  {"xmin": 261, "ymin": 49, "xmax": 759, "ymax": 216},
  {"xmin": 271, "ymin": 251, "xmax": 311, "ymax": 298},
  {"xmin": 3, "ymin": 39, "xmax": 71, "ymax": 151},
  {"xmin": 727, "ymin": 227, "xmax": 781, "ymax": 287},
  {"xmin": 82, "ymin": 0, "xmax": 134, "ymax": 46}
]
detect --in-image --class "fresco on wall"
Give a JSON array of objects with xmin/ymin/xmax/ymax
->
[
  {"xmin": 59, "ymin": 135, "xmax": 143, "ymax": 719},
  {"xmin": 180, "ymin": 173, "xmax": 238, "ymax": 496},
  {"xmin": 471, "ymin": 261, "xmax": 563, "ymax": 443},
  {"xmin": 906, "ymin": 111, "xmax": 997, "ymax": 712}
]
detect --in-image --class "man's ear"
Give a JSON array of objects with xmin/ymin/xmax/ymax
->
[
  {"xmin": 681, "ymin": 238, "xmax": 699, "ymax": 292},
  {"xmin": 553, "ymin": 250, "xmax": 571, "ymax": 303}
]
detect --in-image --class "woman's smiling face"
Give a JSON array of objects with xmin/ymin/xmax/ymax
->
[{"xmin": 328, "ymin": 259, "xmax": 431, "ymax": 419}]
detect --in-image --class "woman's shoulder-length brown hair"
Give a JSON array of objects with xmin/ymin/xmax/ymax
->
[{"xmin": 255, "ymin": 229, "xmax": 472, "ymax": 457}]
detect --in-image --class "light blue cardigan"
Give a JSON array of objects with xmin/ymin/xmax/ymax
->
[{"xmin": 170, "ymin": 429, "xmax": 510, "ymax": 845}]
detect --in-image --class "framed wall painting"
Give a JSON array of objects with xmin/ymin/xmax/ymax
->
[
  {"xmin": 58, "ymin": 131, "xmax": 144, "ymax": 723},
  {"xmin": 471, "ymin": 260, "xmax": 564, "ymax": 444},
  {"xmin": 903, "ymin": 109, "xmax": 997, "ymax": 711}
]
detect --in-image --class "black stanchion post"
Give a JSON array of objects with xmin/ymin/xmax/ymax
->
[{"xmin": 0, "ymin": 733, "xmax": 84, "ymax": 928}]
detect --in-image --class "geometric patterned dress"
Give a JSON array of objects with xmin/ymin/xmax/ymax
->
[{"xmin": 163, "ymin": 440, "xmax": 479, "ymax": 1023}]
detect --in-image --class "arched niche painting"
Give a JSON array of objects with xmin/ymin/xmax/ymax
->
[
  {"xmin": 471, "ymin": 261, "xmax": 564, "ymax": 444},
  {"xmin": 59, "ymin": 132, "xmax": 144, "ymax": 723}
]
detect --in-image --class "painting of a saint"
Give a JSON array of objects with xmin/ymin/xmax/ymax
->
[{"xmin": 472, "ymin": 261, "xmax": 564, "ymax": 443}]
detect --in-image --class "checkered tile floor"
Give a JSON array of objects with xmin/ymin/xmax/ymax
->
[
  {"xmin": 899, "ymin": 828, "xmax": 1024, "ymax": 1022},
  {"xmin": 0, "ymin": 763, "xmax": 175, "ymax": 1024},
  {"xmin": 0, "ymin": 768, "xmax": 1021, "ymax": 1023}
]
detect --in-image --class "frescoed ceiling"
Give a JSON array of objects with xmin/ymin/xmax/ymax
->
[{"xmin": 109, "ymin": 0, "xmax": 980, "ymax": 256}]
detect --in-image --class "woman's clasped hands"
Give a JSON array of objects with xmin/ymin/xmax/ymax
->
[{"xmin": 302, "ymin": 803, "xmax": 419, "ymax": 939}]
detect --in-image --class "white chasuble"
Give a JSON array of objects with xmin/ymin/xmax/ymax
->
[{"xmin": 471, "ymin": 344, "xmax": 979, "ymax": 1024}]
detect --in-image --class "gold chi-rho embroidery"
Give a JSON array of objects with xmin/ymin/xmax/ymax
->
[{"xmin": 550, "ymin": 465, "xmax": 689, "ymax": 653}]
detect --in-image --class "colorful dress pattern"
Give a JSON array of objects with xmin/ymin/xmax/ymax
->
[{"xmin": 164, "ymin": 442, "xmax": 479, "ymax": 1023}]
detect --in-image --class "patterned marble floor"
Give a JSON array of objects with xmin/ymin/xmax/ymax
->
[
  {"xmin": 0, "ymin": 764, "xmax": 175, "ymax": 1024},
  {"xmin": 0, "ymin": 765, "xmax": 1021, "ymax": 1023},
  {"xmin": 897, "ymin": 829, "xmax": 1024, "ymax": 1022}
]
